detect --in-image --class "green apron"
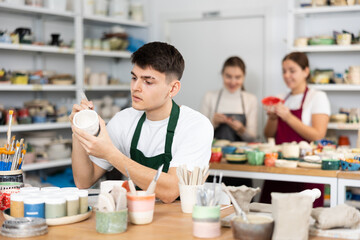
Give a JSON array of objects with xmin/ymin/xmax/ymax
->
[{"xmin": 130, "ymin": 100, "xmax": 180, "ymax": 175}]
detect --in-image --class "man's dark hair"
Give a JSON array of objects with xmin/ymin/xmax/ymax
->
[{"xmin": 131, "ymin": 41, "xmax": 185, "ymax": 81}]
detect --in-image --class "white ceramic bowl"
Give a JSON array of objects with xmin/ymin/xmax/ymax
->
[{"xmin": 73, "ymin": 110, "xmax": 100, "ymax": 135}]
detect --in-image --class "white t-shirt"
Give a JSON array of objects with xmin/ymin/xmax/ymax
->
[
  {"xmin": 89, "ymin": 105, "xmax": 214, "ymax": 172},
  {"xmin": 200, "ymin": 88, "xmax": 258, "ymax": 141},
  {"xmin": 278, "ymin": 88, "xmax": 331, "ymax": 126}
]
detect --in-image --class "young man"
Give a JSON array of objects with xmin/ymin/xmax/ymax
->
[{"xmin": 70, "ymin": 42, "xmax": 213, "ymax": 203}]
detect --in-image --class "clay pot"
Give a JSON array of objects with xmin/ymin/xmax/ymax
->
[{"xmin": 231, "ymin": 214, "xmax": 274, "ymax": 240}]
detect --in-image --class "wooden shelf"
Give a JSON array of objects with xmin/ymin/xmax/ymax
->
[
  {"xmin": 84, "ymin": 84, "xmax": 131, "ymax": 91},
  {"xmin": 294, "ymin": 5, "xmax": 360, "ymax": 14},
  {"xmin": 328, "ymin": 123, "xmax": 360, "ymax": 130},
  {"xmin": 338, "ymin": 171, "xmax": 360, "ymax": 180},
  {"xmin": 0, "ymin": 2, "xmax": 74, "ymax": 18},
  {"xmin": 0, "ymin": 43, "xmax": 75, "ymax": 54},
  {"xmin": 309, "ymin": 84, "xmax": 360, "ymax": 91},
  {"xmin": 291, "ymin": 45, "xmax": 360, "ymax": 53},
  {"xmin": 0, "ymin": 84, "xmax": 77, "ymax": 91},
  {"xmin": 22, "ymin": 158, "xmax": 71, "ymax": 171},
  {"xmin": 0, "ymin": 122, "xmax": 71, "ymax": 133},
  {"xmin": 84, "ymin": 49, "xmax": 131, "ymax": 58},
  {"xmin": 83, "ymin": 15, "xmax": 148, "ymax": 27}
]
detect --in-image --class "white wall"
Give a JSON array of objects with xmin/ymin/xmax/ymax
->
[{"xmin": 148, "ymin": 0, "xmax": 289, "ymax": 131}]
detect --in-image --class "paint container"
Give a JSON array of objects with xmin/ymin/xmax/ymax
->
[
  {"xmin": 60, "ymin": 187, "xmax": 79, "ymax": 192},
  {"xmin": 0, "ymin": 170, "xmax": 25, "ymax": 210},
  {"xmin": 41, "ymin": 187, "xmax": 60, "ymax": 192},
  {"xmin": 179, "ymin": 184, "xmax": 202, "ymax": 213},
  {"xmin": 45, "ymin": 196, "xmax": 66, "ymax": 219},
  {"xmin": 192, "ymin": 205, "xmax": 221, "ymax": 238},
  {"xmin": 24, "ymin": 197, "xmax": 45, "ymax": 218},
  {"xmin": 10, "ymin": 193, "xmax": 25, "ymax": 217},
  {"xmin": 126, "ymin": 191, "xmax": 155, "ymax": 225},
  {"xmin": 96, "ymin": 208, "xmax": 128, "ymax": 234},
  {"xmin": 65, "ymin": 192, "xmax": 80, "ymax": 216},
  {"xmin": 78, "ymin": 189, "xmax": 89, "ymax": 214},
  {"xmin": 20, "ymin": 187, "xmax": 40, "ymax": 194}
]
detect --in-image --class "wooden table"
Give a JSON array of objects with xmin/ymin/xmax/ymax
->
[
  {"xmin": 0, "ymin": 202, "xmax": 343, "ymax": 240},
  {"xmin": 210, "ymin": 163, "xmax": 339, "ymax": 207}
]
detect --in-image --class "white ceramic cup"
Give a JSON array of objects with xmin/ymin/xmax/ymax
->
[
  {"xmin": 179, "ymin": 184, "xmax": 202, "ymax": 214},
  {"xmin": 73, "ymin": 109, "xmax": 100, "ymax": 136}
]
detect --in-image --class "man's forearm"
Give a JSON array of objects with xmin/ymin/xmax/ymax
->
[{"xmin": 71, "ymin": 136, "xmax": 98, "ymax": 188}]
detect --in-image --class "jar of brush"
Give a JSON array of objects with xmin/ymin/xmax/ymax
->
[{"xmin": 0, "ymin": 110, "xmax": 26, "ymax": 210}]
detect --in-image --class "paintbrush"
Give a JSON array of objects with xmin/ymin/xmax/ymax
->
[
  {"xmin": 7, "ymin": 110, "xmax": 13, "ymax": 151},
  {"xmin": 80, "ymin": 90, "xmax": 92, "ymax": 109},
  {"xmin": 146, "ymin": 164, "xmax": 164, "ymax": 195}
]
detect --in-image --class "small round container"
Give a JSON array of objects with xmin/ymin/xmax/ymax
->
[
  {"xmin": 78, "ymin": 190, "xmax": 89, "ymax": 214},
  {"xmin": 126, "ymin": 191, "xmax": 155, "ymax": 225},
  {"xmin": 41, "ymin": 187, "xmax": 60, "ymax": 192},
  {"xmin": 45, "ymin": 196, "xmax": 66, "ymax": 219},
  {"xmin": 65, "ymin": 193, "xmax": 80, "ymax": 216},
  {"xmin": 73, "ymin": 109, "xmax": 100, "ymax": 136},
  {"xmin": 321, "ymin": 159, "xmax": 340, "ymax": 170},
  {"xmin": 222, "ymin": 146, "xmax": 237, "ymax": 155},
  {"xmin": 231, "ymin": 214, "xmax": 274, "ymax": 240},
  {"xmin": 96, "ymin": 208, "xmax": 128, "ymax": 234},
  {"xmin": 24, "ymin": 197, "xmax": 45, "ymax": 218},
  {"xmin": 20, "ymin": 187, "xmax": 40, "ymax": 194},
  {"xmin": 10, "ymin": 193, "xmax": 25, "ymax": 218},
  {"xmin": 192, "ymin": 205, "xmax": 221, "ymax": 238},
  {"xmin": 246, "ymin": 151, "xmax": 265, "ymax": 166}
]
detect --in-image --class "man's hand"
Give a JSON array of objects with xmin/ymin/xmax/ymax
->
[
  {"xmin": 72, "ymin": 117, "xmax": 117, "ymax": 160},
  {"xmin": 69, "ymin": 99, "xmax": 94, "ymax": 124}
]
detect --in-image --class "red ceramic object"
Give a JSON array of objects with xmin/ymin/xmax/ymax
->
[
  {"xmin": 210, "ymin": 152, "xmax": 222, "ymax": 163},
  {"xmin": 261, "ymin": 96, "xmax": 284, "ymax": 106},
  {"xmin": 338, "ymin": 135, "xmax": 350, "ymax": 146}
]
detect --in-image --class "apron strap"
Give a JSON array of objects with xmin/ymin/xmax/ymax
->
[
  {"xmin": 130, "ymin": 112, "xmax": 146, "ymax": 156},
  {"xmin": 165, "ymin": 100, "xmax": 180, "ymax": 155},
  {"xmin": 284, "ymin": 86, "xmax": 309, "ymax": 108}
]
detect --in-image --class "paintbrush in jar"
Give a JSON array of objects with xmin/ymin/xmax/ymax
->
[{"xmin": 7, "ymin": 110, "xmax": 13, "ymax": 151}]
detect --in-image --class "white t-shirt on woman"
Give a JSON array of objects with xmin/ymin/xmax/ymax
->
[{"xmin": 278, "ymin": 87, "xmax": 331, "ymax": 126}]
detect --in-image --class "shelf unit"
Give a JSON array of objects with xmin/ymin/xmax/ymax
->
[
  {"xmin": 0, "ymin": 2, "xmax": 148, "ymax": 171},
  {"xmin": 22, "ymin": 158, "xmax": 72, "ymax": 171},
  {"xmin": 309, "ymin": 84, "xmax": 360, "ymax": 91},
  {"xmin": 288, "ymin": 1, "xmax": 360, "ymax": 148}
]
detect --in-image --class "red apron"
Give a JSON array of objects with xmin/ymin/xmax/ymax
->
[{"xmin": 261, "ymin": 87, "xmax": 324, "ymax": 207}]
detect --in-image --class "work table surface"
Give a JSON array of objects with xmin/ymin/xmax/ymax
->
[
  {"xmin": 210, "ymin": 163, "xmax": 339, "ymax": 177},
  {"xmin": 0, "ymin": 202, "xmax": 344, "ymax": 240}
]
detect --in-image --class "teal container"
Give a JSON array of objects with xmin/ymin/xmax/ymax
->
[
  {"xmin": 246, "ymin": 151, "xmax": 265, "ymax": 166},
  {"xmin": 96, "ymin": 209, "xmax": 128, "ymax": 234},
  {"xmin": 322, "ymin": 159, "xmax": 340, "ymax": 170}
]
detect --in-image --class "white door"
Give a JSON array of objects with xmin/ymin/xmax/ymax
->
[{"xmin": 167, "ymin": 12, "xmax": 266, "ymax": 139}]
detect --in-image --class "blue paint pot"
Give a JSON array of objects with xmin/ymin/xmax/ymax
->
[{"xmin": 24, "ymin": 197, "xmax": 45, "ymax": 218}]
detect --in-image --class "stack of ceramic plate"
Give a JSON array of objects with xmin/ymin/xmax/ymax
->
[
  {"xmin": 1, "ymin": 217, "xmax": 48, "ymax": 238},
  {"xmin": 225, "ymin": 154, "xmax": 247, "ymax": 164},
  {"xmin": 298, "ymin": 155, "xmax": 322, "ymax": 169}
]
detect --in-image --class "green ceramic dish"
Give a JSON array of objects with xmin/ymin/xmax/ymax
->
[
  {"xmin": 96, "ymin": 208, "xmax": 128, "ymax": 234},
  {"xmin": 246, "ymin": 151, "xmax": 265, "ymax": 166},
  {"xmin": 309, "ymin": 38, "xmax": 335, "ymax": 45},
  {"xmin": 321, "ymin": 159, "xmax": 340, "ymax": 170}
]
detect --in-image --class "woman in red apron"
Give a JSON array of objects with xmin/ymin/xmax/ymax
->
[{"xmin": 262, "ymin": 52, "xmax": 330, "ymax": 207}]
